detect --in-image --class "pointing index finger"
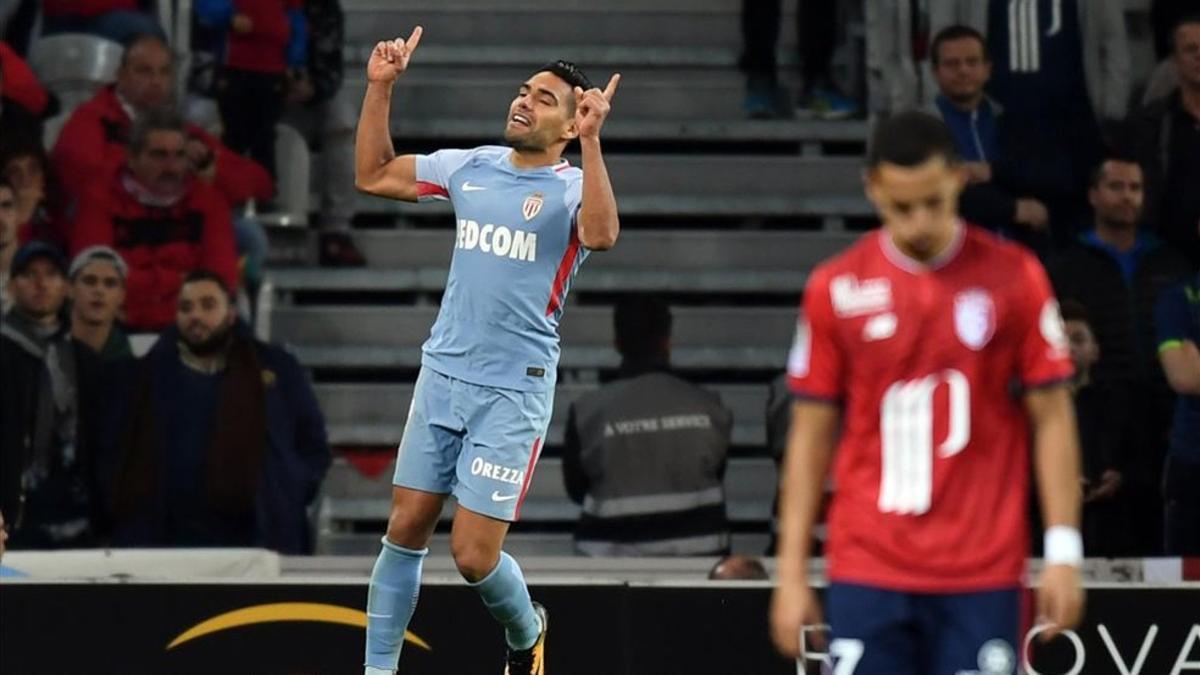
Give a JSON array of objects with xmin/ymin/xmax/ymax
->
[
  {"xmin": 602, "ymin": 73, "xmax": 621, "ymax": 102},
  {"xmin": 406, "ymin": 25, "xmax": 423, "ymax": 53}
]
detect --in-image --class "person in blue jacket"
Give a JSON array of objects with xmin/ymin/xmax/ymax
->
[{"xmin": 107, "ymin": 269, "xmax": 330, "ymax": 553}]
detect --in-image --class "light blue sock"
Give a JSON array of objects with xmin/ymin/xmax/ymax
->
[
  {"xmin": 467, "ymin": 552, "xmax": 542, "ymax": 650},
  {"xmin": 364, "ymin": 538, "xmax": 427, "ymax": 672}
]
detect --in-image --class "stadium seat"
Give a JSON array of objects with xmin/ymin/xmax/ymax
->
[{"xmin": 27, "ymin": 33, "xmax": 123, "ymax": 111}]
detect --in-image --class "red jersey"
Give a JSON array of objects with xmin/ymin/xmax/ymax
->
[{"xmin": 787, "ymin": 225, "xmax": 1073, "ymax": 592}]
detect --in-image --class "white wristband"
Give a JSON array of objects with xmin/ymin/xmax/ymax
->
[{"xmin": 1044, "ymin": 526, "xmax": 1083, "ymax": 566}]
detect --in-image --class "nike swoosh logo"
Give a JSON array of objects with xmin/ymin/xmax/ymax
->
[
  {"xmin": 462, "ymin": 182, "xmax": 487, "ymax": 192},
  {"xmin": 491, "ymin": 491, "xmax": 518, "ymax": 502}
]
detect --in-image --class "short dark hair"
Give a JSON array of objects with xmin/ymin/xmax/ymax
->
[
  {"xmin": 867, "ymin": 111, "xmax": 960, "ymax": 169},
  {"xmin": 128, "ymin": 106, "xmax": 186, "ymax": 155},
  {"xmin": 1088, "ymin": 153, "xmax": 1142, "ymax": 188},
  {"xmin": 930, "ymin": 24, "xmax": 989, "ymax": 67},
  {"xmin": 1059, "ymin": 299, "xmax": 1090, "ymax": 325},
  {"xmin": 614, "ymin": 295, "xmax": 672, "ymax": 360},
  {"xmin": 119, "ymin": 33, "xmax": 172, "ymax": 68},
  {"xmin": 536, "ymin": 60, "xmax": 593, "ymax": 92},
  {"xmin": 1171, "ymin": 11, "xmax": 1200, "ymax": 52},
  {"xmin": 181, "ymin": 269, "xmax": 234, "ymax": 302}
]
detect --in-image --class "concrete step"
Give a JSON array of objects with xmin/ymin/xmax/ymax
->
[
  {"xmin": 342, "ymin": 153, "xmax": 871, "ymax": 220},
  {"xmin": 343, "ymin": 1, "xmax": 769, "ymax": 53},
  {"xmin": 316, "ymin": 382, "xmax": 770, "ymax": 447},
  {"xmin": 266, "ymin": 229, "xmax": 858, "ymax": 294},
  {"xmin": 272, "ymin": 306, "xmax": 796, "ymax": 371},
  {"xmin": 346, "ymin": 75, "xmax": 764, "ymax": 121},
  {"xmin": 383, "ymin": 117, "xmax": 869, "ymax": 146},
  {"xmin": 274, "ymin": 305, "xmax": 796, "ymax": 349}
]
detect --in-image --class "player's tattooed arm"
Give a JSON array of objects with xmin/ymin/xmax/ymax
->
[
  {"xmin": 770, "ymin": 400, "xmax": 839, "ymax": 658},
  {"xmin": 354, "ymin": 27, "xmax": 423, "ymax": 201},
  {"xmin": 575, "ymin": 74, "xmax": 621, "ymax": 250}
]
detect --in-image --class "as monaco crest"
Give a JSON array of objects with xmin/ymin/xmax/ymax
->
[
  {"xmin": 953, "ymin": 288, "xmax": 995, "ymax": 351},
  {"xmin": 522, "ymin": 192, "xmax": 544, "ymax": 221}
]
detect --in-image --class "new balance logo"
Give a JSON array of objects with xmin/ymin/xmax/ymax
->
[
  {"xmin": 456, "ymin": 219, "xmax": 537, "ymax": 262},
  {"xmin": 461, "ymin": 181, "xmax": 487, "ymax": 192}
]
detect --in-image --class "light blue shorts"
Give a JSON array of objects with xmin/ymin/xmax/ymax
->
[{"xmin": 393, "ymin": 366, "xmax": 553, "ymax": 521}]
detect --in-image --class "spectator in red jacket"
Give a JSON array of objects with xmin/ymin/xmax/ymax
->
[
  {"xmin": 41, "ymin": 0, "xmax": 163, "ymax": 45},
  {"xmin": 1, "ymin": 141, "xmax": 68, "ymax": 249},
  {"xmin": 198, "ymin": 0, "xmax": 308, "ymax": 179},
  {"xmin": 0, "ymin": 41, "xmax": 58, "ymax": 141},
  {"xmin": 70, "ymin": 108, "xmax": 238, "ymax": 332},
  {"xmin": 52, "ymin": 34, "xmax": 273, "ymax": 213}
]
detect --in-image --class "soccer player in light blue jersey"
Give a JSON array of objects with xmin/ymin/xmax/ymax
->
[{"xmin": 354, "ymin": 27, "xmax": 620, "ymax": 675}]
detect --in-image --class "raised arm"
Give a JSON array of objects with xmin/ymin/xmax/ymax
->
[
  {"xmin": 574, "ymin": 74, "xmax": 621, "ymax": 250},
  {"xmin": 354, "ymin": 27, "xmax": 423, "ymax": 201}
]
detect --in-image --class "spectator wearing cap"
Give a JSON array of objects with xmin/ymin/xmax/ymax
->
[
  {"xmin": 0, "ymin": 177, "xmax": 17, "ymax": 313},
  {"xmin": 109, "ymin": 270, "xmax": 330, "ymax": 552},
  {"xmin": 70, "ymin": 107, "xmax": 239, "ymax": 332},
  {"xmin": 0, "ymin": 241, "xmax": 104, "ymax": 549},
  {"xmin": 69, "ymin": 246, "xmax": 131, "ymax": 362}
]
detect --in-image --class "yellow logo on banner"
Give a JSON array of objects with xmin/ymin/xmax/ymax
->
[{"xmin": 166, "ymin": 602, "xmax": 431, "ymax": 651}]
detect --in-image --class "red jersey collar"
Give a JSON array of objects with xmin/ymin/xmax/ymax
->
[{"xmin": 878, "ymin": 220, "xmax": 966, "ymax": 274}]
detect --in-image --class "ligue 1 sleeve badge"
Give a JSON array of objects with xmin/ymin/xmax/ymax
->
[
  {"xmin": 954, "ymin": 288, "xmax": 996, "ymax": 351},
  {"xmin": 522, "ymin": 192, "xmax": 544, "ymax": 221}
]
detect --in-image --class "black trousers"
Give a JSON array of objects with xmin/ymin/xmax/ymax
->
[
  {"xmin": 740, "ymin": 0, "xmax": 836, "ymax": 88},
  {"xmin": 1164, "ymin": 454, "xmax": 1200, "ymax": 555},
  {"xmin": 217, "ymin": 68, "xmax": 284, "ymax": 179}
]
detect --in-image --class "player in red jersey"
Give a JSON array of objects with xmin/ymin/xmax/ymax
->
[{"xmin": 770, "ymin": 111, "xmax": 1085, "ymax": 675}]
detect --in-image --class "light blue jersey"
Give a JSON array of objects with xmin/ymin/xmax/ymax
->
[{"xmin": 415, "ymin": 145, "xmax": 586, "ymax": 393}]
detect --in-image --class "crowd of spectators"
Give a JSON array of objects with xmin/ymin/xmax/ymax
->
[{"xmin": 0, "ymin": 3, "xmax": 335, "ymax": 554}]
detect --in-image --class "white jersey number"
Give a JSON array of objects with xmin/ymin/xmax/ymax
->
[{"xmin": 878, "ymin": 369, "xmax": 971, "ymax": 514}]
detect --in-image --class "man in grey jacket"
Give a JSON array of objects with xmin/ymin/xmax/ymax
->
[{"xmin": 562, "ymin": 296, "xmax": 733, "ymax": 556}]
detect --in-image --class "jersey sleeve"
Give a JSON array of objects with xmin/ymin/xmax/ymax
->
[
  {"xmin": 563, "ymin": 173, "xmax": 583, "ymax": 227},
  {"xmin": 414, "ymin": 148, "xmax": 473, "ymax": 202},
  {"xmin": 787, "ymin": 269, "xmax": 845, "ymax": 402},
  {"xmin": 1015, "ymin": 254, "xmax": 1074, "ymax": 388},
  {"xmin": 1155, "ymin": 284, "xmax": 1194, "ymax": 353}
]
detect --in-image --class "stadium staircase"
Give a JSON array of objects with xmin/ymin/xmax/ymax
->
[{"xmin": 254, "ymin": 0, "xmax": 1156, "ymax": 556}]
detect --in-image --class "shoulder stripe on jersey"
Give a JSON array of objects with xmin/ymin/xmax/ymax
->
[
  {"xmin": 513, "ymin": 436, "xmax": 543, "ymax": 520},
  {"xmin": 416, "ymin": 181, "xmax": 449, "ymax": 200},
  {"xmin": 545, "ymin": 226, "xmax": 581, "ymax": 316}
]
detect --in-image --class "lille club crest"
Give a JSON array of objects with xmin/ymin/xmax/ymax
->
[
  {"xmin": 522, "ymin": 192, "xmax": 544, "ymax": 221},
  {"xmin": 953, "ymin": 288, "xmax": 995, "ymax": 351}
]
